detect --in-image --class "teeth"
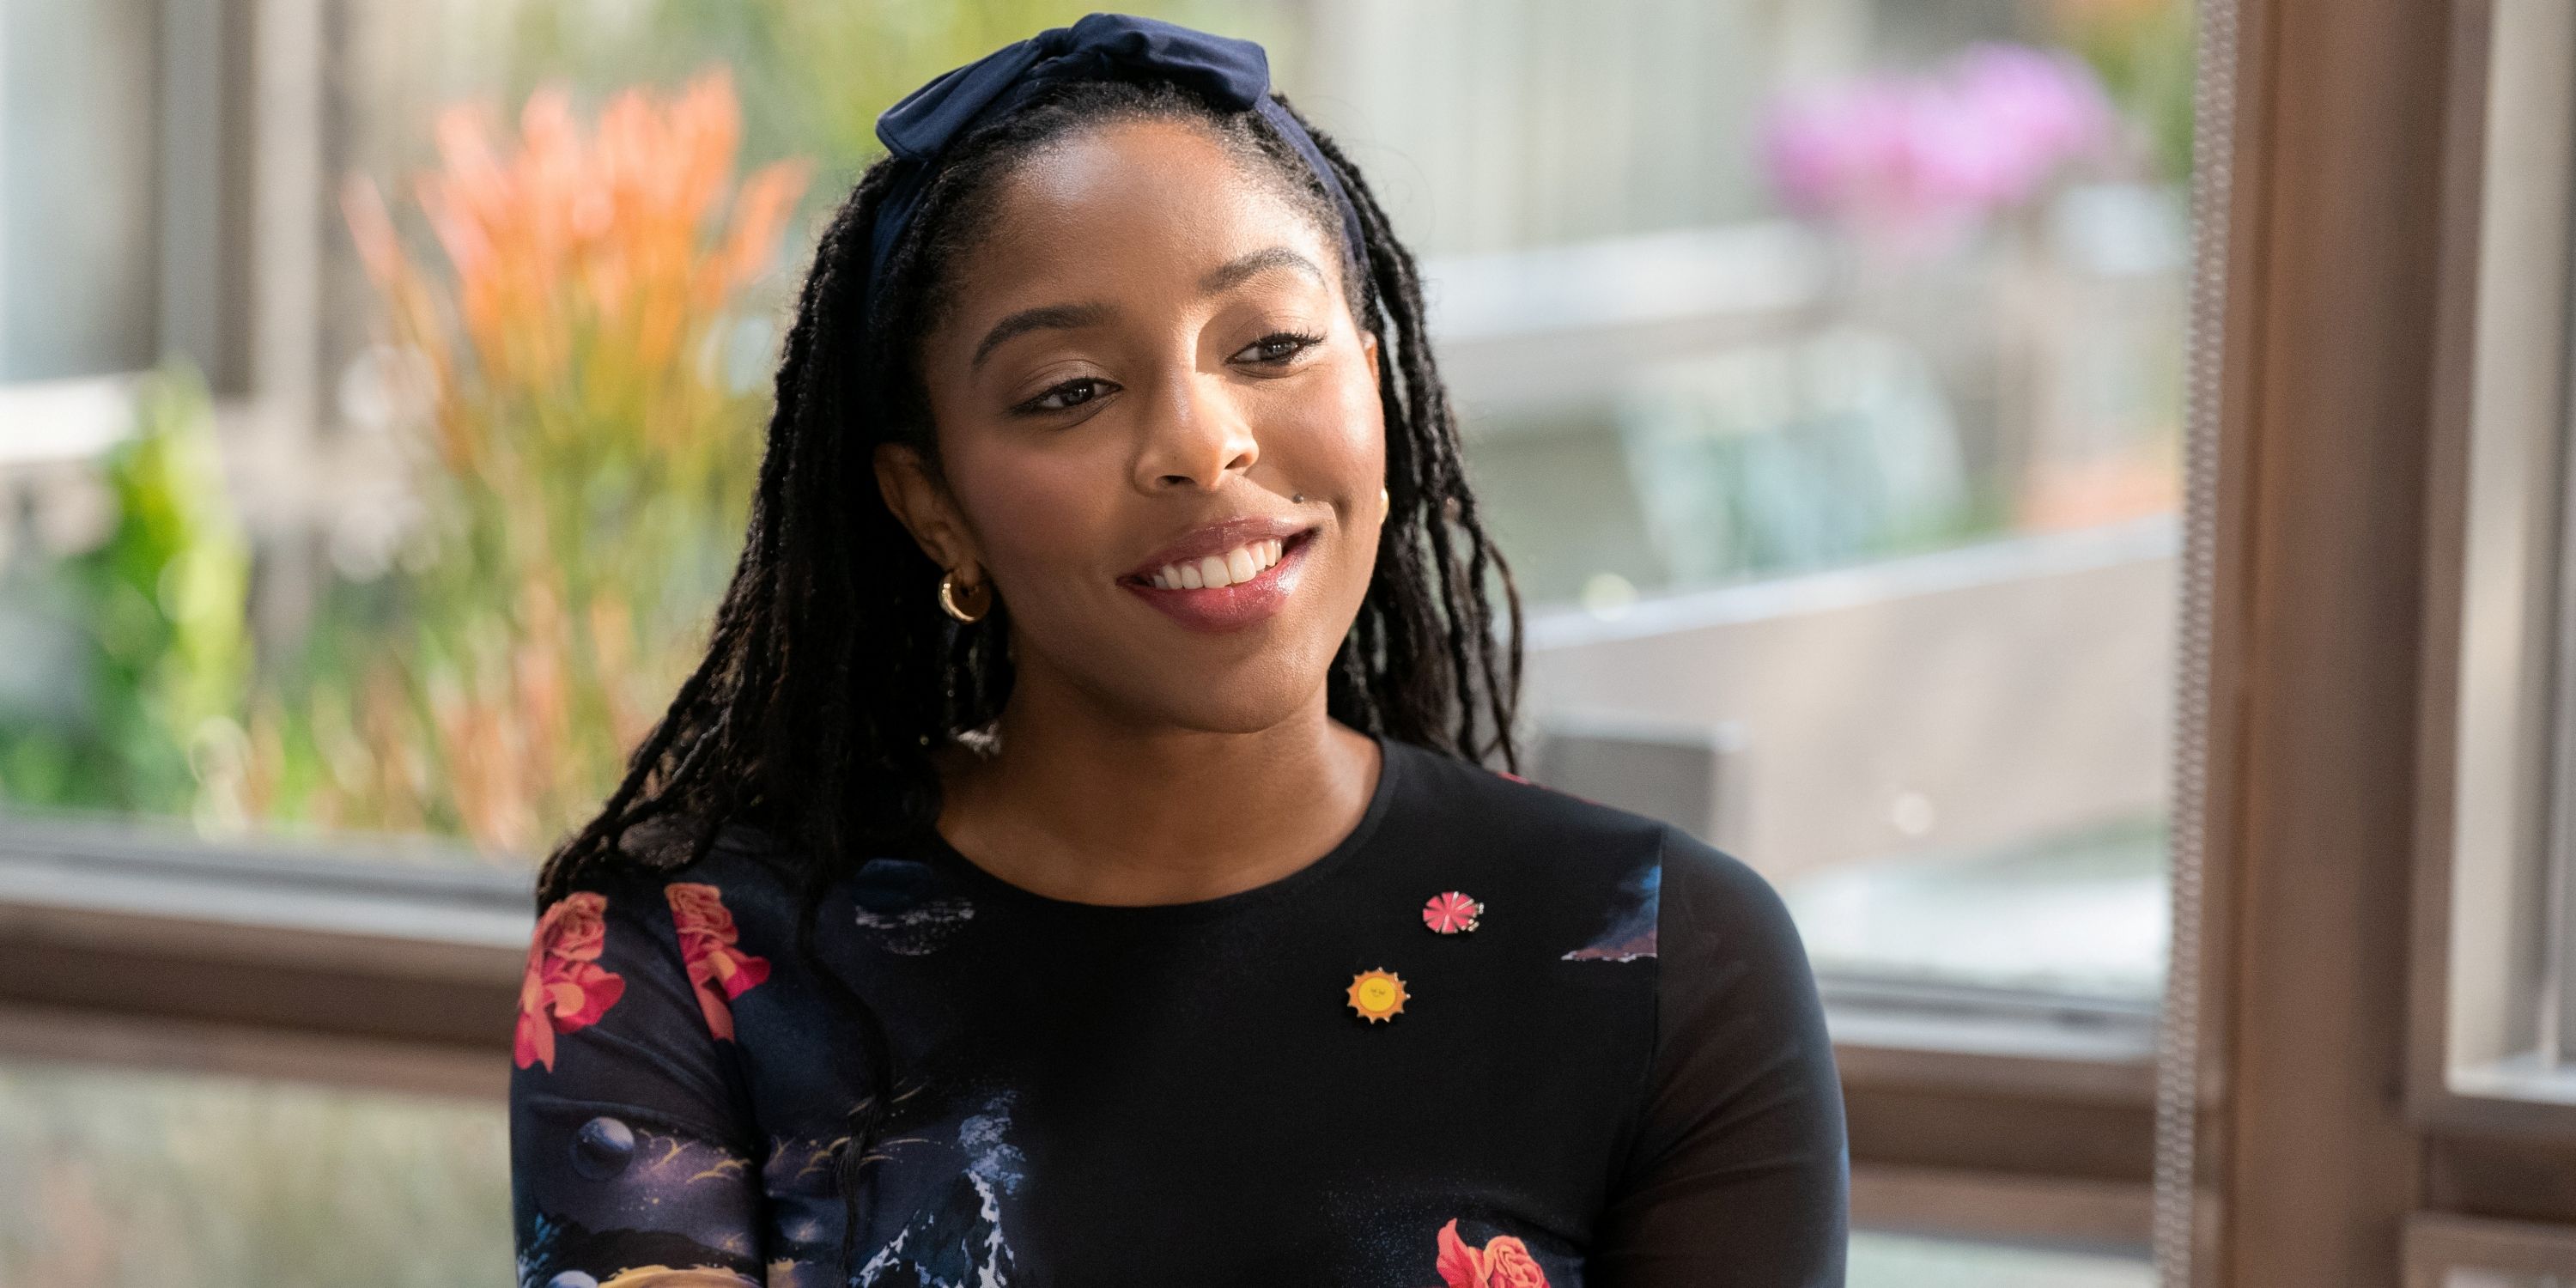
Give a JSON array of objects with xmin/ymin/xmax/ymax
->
[{"xmin": 1149, "ymin": 538, "xmax": 1285, "ymax": 591}]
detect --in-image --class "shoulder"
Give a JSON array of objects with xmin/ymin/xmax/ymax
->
[
  {"xmin": 1382, "ymin": 739, "xmax": 1805, "ymax": 970},
  {"xmin": 1649, "ymin": 825, "xmax": 1809, "ymax": 980},
  {"xmin": 1377, "ymin": 740, "xmax": 1669, "ymax": 960},
  {"xmin": 1384, "ymin": 738, "xmax": 1668, "ymax": 870},
  {"xmin": 543, "ymin": 816, "xmax": 808, "ymax": 945}
]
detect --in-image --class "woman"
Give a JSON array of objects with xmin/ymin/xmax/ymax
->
[{"xmin": 511, "ymin": 15, "xmax": 1846, "ymax": 1287}]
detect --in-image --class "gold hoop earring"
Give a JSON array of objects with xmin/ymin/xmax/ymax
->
[
  {"xmin": 938, "ymin": 570, "xmax": 992, "ymax": 623},
  {"xmin": 1380, "ymin": 486, "xmax": 1390, "ymax": 514}
]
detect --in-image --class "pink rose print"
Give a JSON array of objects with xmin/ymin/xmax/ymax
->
[
  {"xmin": 1431, "ymin": 1219, "xmax": 1551, "ymax": 1288},
  {"xmin": 667, "ymin": 882, "xmax": 770, "ymax": 1040},
  {"xmin": 515, "ymin": 891, "xmax": 627, "ymax": 1072}
]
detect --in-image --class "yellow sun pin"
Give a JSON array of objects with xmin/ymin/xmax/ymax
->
[{"xmin": 1346, "ymin": 968, "xmax": 1409, "ymax": 1023}]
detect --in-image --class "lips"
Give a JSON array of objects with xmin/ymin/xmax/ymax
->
[
  {"xmin": 1121, "ymin": 515, "xmax": 1316, "ymax": 633},
  {"xmin": 1122, "ymin": 515, "xmax": 1311, "ymax": 581}
]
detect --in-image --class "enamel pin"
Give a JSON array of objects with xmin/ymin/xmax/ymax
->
[
  {"xmin": 1346, "ymin": 968, "xmax": 1409, "ymax": 1023},
  {"xmin": 1422, "ymin": 890, "xmax": 1484, "ymax": 934}
]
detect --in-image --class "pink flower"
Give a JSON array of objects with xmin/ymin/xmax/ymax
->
[
  {"xmin": 1760, "ymin": 43, "xmax": 2114, "ymax": 254},
  {"xmin": 515, "ymin": 892, "xmax": 627, "ymax": 1071},
  {"xmin": 667, "ymin": 882, "xmax": 770, "ymax": 1040},
  {"xmin": 1431, "ymin": 1219, "xmax": 1551, "ymax": 1288}
]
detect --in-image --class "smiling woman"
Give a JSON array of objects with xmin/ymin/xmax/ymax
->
[{"xmin": 508, "ymin": 14, "xmax": 1846, "ymax": 1288}]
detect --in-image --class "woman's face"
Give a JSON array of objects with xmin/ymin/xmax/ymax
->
[{"xmin": 881, "ymin": 116, "xmax": 1387, "ymax": 736}]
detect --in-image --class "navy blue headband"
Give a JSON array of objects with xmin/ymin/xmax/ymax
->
[{"xmin": 865, "ymin": 12, "xmax": 1370, "ymax": 297}]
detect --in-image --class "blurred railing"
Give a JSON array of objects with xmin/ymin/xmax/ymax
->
[{"xmin": 1528, "ymin": 513, "xmax": 2175, "ymax": 884}]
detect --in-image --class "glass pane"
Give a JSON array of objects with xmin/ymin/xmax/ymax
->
[
  {"xmin": 2433, "ymin": 0, "xmax": 2576, "ymax": 1101},
  {"xmin": 1850, "ymin": 1231, "xmax": 2154, "ymax": 1288},
  {"xmin": 0, "ymin": 1059, "xmax": 507, "ymax": 1283},
  {"xmin": 4, "ymin": 0, "xmax": 2187, "ymax": 1001}
]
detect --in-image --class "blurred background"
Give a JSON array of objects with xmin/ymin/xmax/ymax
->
[{"xmin": 0, "ymin": 0, "xmax": 2190, "ymax": 1280}]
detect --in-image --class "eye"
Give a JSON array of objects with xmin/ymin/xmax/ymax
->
[
  {"xmin": 1231, "ymin": 330, "xmax": 1326, "ymax": 367},
  {"xmin": 1013, "ymin": 377, "xmax": 1117, "ymax": 416}
]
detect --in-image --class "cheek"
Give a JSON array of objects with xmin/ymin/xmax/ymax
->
[
  {"xmin": 1263, "ymin": 352, "xmax": 1388, "ymax": 496},
  {"xmin": 944, "ymin": 436, "xmax": 1122, "ymax": 586}
]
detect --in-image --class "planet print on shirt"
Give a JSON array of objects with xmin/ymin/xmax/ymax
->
[
  {"xmin": 848, "ymin": 857, "xmax": 978, "ymax": 957},
  {"xmin": 1561, "ymin": 860, "xmax": 1660, "ymax": 963},
  {"xmin": 854, "ymin": 1092, "xmax": 1024, "ymax": 1288},
  {"xmin": 513, "ymin": 1122, "xmax": 769, "ymax": 1288}
]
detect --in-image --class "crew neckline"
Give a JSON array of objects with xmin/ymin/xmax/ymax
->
[{"xmin": 918, "ymin": 733, "xmax": 1408, "ymax": 922}]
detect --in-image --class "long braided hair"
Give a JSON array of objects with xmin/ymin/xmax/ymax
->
[{"xmin": 531, "ymin": 77, "xmax": 1520, "ymax": 1277}]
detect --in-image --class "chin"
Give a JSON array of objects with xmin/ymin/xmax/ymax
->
[
  {"xmin": 1084, "ymin": 633, "xmax": 1340, "ymax": 736},
  {"xmin": 1129, "ymin": 679, "xmax": 1321, "ymax": 737}
]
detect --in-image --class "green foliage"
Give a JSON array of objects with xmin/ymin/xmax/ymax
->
[
  {"xmin": 2057, "ymin": 0, "xmax": 2198, "ymax": 187},
  {"xmin": 0, "ymin": 367, "xmax": 252, "ymax": 822},
  {"xmin": 483, "ymin": 0, "xmax": 1288, "ymax": 188}
]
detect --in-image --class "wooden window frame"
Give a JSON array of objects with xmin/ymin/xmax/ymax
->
[
  {"xmin": 31, "ymin": 0, "xmax": 2576, "ymax": 1279},
  {"xmin": 2404, "ymin": 1212, "xmax": 2576, "ymax": 1287},
  {"xmin": 2167, "ymin": 0, "xmax": 2576, "ymax": 1283},
  {"xmin": 2412, "ymin": 0, "xmax": 2576, "ymax": 1148}
]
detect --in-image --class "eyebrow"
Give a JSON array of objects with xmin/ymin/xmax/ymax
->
[
  {"xmin": 972, "ymin": 301, "xmax": 1115, "ymax": 372},
  {"xmin": 968, "ymin": 247, "xmax": 1326, "ymax": 373},
  {"xmin": 1197, "ymin": 246, "xmax": 1325, "ymax": 295}
]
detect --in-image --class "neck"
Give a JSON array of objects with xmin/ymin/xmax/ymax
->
[{"xmin": 934, "ymin": 659, "xmax": 1382, "ymax": 907}]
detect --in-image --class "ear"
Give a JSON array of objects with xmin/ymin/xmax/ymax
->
[
  {"xmin": 873, "ymin": 443, "xmax": 982, "ymax": 577},
  {"xmin": 1360, "ymin": 330, "xmax": 1380, "ymax": 371}
]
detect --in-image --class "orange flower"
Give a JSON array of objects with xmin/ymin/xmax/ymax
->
[
  {"xmin": 325, "ymin": 72, "xmax": 809, "ymax": 856},
  {"xmin": 667, "ymin": 882, "xmax": 770, "ymax": 1040},
  {"xmin": 1431, "ymin": 1220, "xmax": 1551, "ymax": 1288},
  {"xmin": 386, "ymin": 70, "xmax": 811, "ymax": 410},
  {"xmin": 516, "ymin": 892, "xmax": 628, "ymax": 1071}
]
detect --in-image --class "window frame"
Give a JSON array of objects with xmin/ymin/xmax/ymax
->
[
  {"xmin": 2404, "ymin": 1213, "xmax": 2576, "ymax": 1288},
  {"xmin": 2413, "ymin": 0, "xmax": 2576, "ymax": 1147},
  {"xmin": 0, "ymin": 0, "xmax": 2215, "ymax": 1263}
]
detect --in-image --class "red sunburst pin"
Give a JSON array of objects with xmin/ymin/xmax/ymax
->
[{"xmin": 1422, "ymin": 890, "xmax": 1484, "ymax": 934}]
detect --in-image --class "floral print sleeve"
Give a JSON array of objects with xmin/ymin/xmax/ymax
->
[{"xmin": 511, "ymin": 866, "xmax": 772, "ymax": 1288}]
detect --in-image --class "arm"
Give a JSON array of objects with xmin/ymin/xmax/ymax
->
[
  {"xmin": 511, "ymin": 863, "xmax": 769, "ymax": 1285},
  {"xmin": 1591, "ymin": 829, "xmax": 1850, "ymax": 1287}
]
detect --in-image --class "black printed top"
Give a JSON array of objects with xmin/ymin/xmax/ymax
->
[{"xmin": 508, "ymin": 736, "xmax": 1849, "ymax": 1288}]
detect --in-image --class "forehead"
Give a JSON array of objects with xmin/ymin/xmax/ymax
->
[{"xmin": 937, "ymin": 116, "xmax": 1340, "ymax": 319}]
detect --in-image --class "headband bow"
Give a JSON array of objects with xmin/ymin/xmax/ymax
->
[{"xmin": 866, "ymin": 12, "xmax": 1370, "ymax": 295}]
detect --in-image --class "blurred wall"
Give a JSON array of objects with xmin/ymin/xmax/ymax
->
[{"xmin": 0, "ymin": 0, "xmax": 162, "ymax": 381}]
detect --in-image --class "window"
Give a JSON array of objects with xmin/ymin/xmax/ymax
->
[
  {"xmin": 0, "ymin": 1057, "xmax": 508, "ymax": 1281},
  {"xmin": 2, "ymin": 0, "xmax": 2200, "ymax": 1267},
  {"xmin": 2427, "ymin": 0, "xmax": 2576, "ymax": 1115},
  {"xmin": 5, "ymin": 0, "xmax": 2192, "ymax": 999},
  {"xmin": 2405, "ymin": 1214, "xmax": 2576, "ymax": 1288}
]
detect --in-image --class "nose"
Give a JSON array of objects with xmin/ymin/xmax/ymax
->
[{"xmin": 1131, "ymin": 368, "xmax": 1258, "ymax": 493}]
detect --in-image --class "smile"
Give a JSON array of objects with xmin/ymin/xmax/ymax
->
[
  {"xmin": 1121, "ymin": 519, "xmax": 1316, "ymax": 633},
  {"xmin": 1143, "ymin": 538, "xmax": 1285, "ymax": 590}
]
